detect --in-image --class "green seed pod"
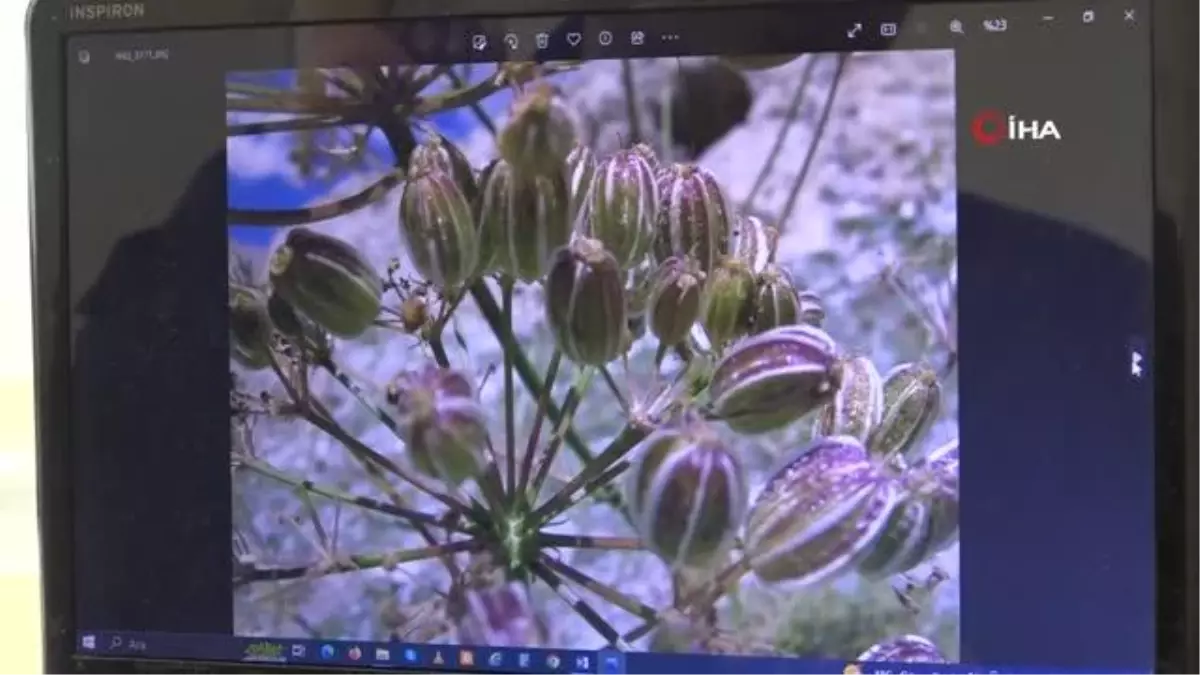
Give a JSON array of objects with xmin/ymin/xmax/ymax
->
[
  {"xmin": 545, "ymin": 237, "xmax": 627, "ymax": 366},
  {"xmin": 646, "ymin": 257, "xmax": 705, "ymax": 346},
  {"xmin": 654, "ymin": 163, "xmax": 732, "ymax": 273},
  {"xmin": 709, "ymin": 324, "xmax": 841, "ymax": 434},
  {"xmin": 477, "ymin": 159, "xmax": 573, "ymax": 281},
  {"xmin": 268, "ymin": 228, "xmax": 382, "ymax": 338},
  {"xmin": 399, "ymin": 166, "xmax": 479, "ymax": 289},
  {"xmin": 587, "ymin": 149, "xmax": 659, "ymax": 268},
  {"xmin": 267, "ymin": 290, "xmax": 330, "ymax": 356},
  {"xmin": 497, "ymin": 85, "xmax": 578, "ymax": 177},
  {"xmin": 409, "ymin": 132, "xmax": 478, "ymax": 204},
  {"xmin": 814, "ymin": 355, "xmax": 885, "ymax": 442},
  {"xmin": 387, "ymin": 365, "xmax": 488, "ymax": 485},
  {"xmin": 856, "ymin": 438, "xmax": 959, "ymax": 579},
  {"xmin": 855, "ymin": 634, "xmax": 946, "ymax": 664},
  {"xmin": 729, "ymin": 213, "xmax": 777, "ymax": 274},
  {"xmin": 867, "ymin": 362, "xmax": 942, "ymax": 461},
  {"xmin": 797, "ymin": 289, "xmax": 826, "ymax": 327},
  {"xmin": 702, "ymin": 257, "xmax": 756, "ymax": 349},
  {"xmin": 744, "ymin": 436, "xmax": 898, "ymax": 586},
  {"xmin": 750, "ymin": 264, "xmax": 802, "ymax": 334},
  {"xmin": 565, "ymin": 143, "xmax": 596, "ymax": 229},
  {"xmin": 626, "ymin": 421, "xmax": 746, "ymax": 569},
  {"xmin": 229, "ymin": 285, "xmax": 273, "ymax": 370}
]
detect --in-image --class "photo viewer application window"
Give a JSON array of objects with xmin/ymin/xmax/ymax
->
[{"xmin": 64, "ymin": 2, "xmax": 1155, "ymax": 673}]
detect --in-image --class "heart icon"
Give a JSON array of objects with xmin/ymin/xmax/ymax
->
[{"xmin": 566, "ymin": 32, "xmax": 582, "ymax": 46}]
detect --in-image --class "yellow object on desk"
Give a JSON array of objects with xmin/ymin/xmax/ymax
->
[{"xmin": 0, "ymin": 380, "xmax": 41, "ymax": 675}]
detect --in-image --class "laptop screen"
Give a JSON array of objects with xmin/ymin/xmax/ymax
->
[{"xmin": 60, "ymin": 0, "xmax": 1157, "ymax": 672}]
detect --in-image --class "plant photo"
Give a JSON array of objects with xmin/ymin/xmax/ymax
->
[{"xmin": 227, "ymin": 50, "xmax": 959, "ymax": 663}]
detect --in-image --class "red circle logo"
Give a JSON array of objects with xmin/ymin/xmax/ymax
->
[{"xmin": 971, "ymin": 109, "xmax": 1006, "ymax": 146}]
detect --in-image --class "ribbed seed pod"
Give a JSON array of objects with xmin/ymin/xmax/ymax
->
[
  {"xmin": 545, "ymin": 237, "xmax": 627, "ymax": 366},
  {"xmin": 709, "ymin": 324, "xmax": 841, "ymax": 434},
  {"xmin": 409, "ymin": 132, "xmax": 478, "ymax": 204},
  {"xmin": 565, "ymin": 143, "xmax": 596, "ymax": 229},
  {"xmin": 646, "ymin": 257, "xmax": 705, "ymax": 346},
  {"xmin": 626, "ymin": 421, "xmax": 746, "ymax": 569},
  {"xmin": 630, "ymin": 142, "xmax": 660, "ymax": 172},
  {"xmin": 855, "ymin": 635, "xmax": 946, "ymax": 664},
  {"xmin": 814, "ymin": 355, "xmax": 885, "ymax": 442},
  {"xmin": 477, "ymin": 159, "xmax": 572, "ymax": 281},
  {"xmin": 867, "ymin": 363, "xmax": 942, "ymax": 461},
  {"xmin": 729, "ymin": 213, "xmax": 778, "ymax": 275},
  {"xmin": 702, "ymin": 257, "xmax": 756, "ymax": 349},
  {"xmin": 399, "ymin": 167, "xmax": 479, "ymax": 288},
  {"xmin": 230, "ymin": 285, "xmax": 273, "ymax": 370},
  {"xmin": 654, "ymin": 163, "xmax": 732, "ymax": 273},
  {"xmin": 497, "ymin": 85, "xmax": 578, "ymax": 177},
  {"xmin": 744, "ymin": 436, "xmax": 898, "ymax": 586},
  {"xmin": 797, "ymin": 289, "xmax": 826, "ymax": 327},
  {"xmin": 750, "ymin": 264, "xmax": 802, "ymax": 334},
  {"xmin": 387, "ymin": 365, "xmax": 488, "ymax": 485},
  {"xmin": 267, "ymin": 290, "xmax": 330, "ymax": 356},
  {"xmin": 268, "ymin": 228, "xmax": 382, "ymax": 338},
  {"xmin": 587, "ymin": 149, "xmax": 659, "ymax": 268},
  {"xmin": 856, "ymin": 438, "xmax": 959, "ymax": 578}
]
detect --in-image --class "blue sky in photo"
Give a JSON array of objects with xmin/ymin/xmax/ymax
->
[{"xmin": 228, "ymin": 68, "xmax": 509, "ymax": 248}]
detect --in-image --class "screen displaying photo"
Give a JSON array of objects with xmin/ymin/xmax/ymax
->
[{"xmin": 226, "ymin": 51, "xmax": 960, "ymax": 663}]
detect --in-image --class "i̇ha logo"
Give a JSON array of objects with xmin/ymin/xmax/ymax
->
[{"xmin": 970, "ymin": 109, "xmax": 1062, "ymax": 146}]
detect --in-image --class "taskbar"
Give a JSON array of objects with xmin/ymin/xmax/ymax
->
[{"xmin": 76, "ymin": 631, "xmax": 1128, "ymax": 674}]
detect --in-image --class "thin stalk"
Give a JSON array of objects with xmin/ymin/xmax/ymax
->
[
  {"xmin": 529, "ymin": 561, "xmax": 629, "ymax": 649},
  {"xmin": 228, "ymin": 114, "xmax": 356, "ymax": 136},
  {"xmin": 229, "ymin": 170, "xmax": 402, "ymax": 227},
  {"xmin": 502, "ymin": 277, "xmax": 517, "ymax": 497},
  {"xmin": 518, "ymin": 350, "xmax": 563, "ymax": 498},
  {"xmin": 622, "ymin": 557, "xmax": 752, "ymax": 643},
  {"xmin": 528, "ymin": 369, "xmax": 591, "ymax": 502},
  {"xmin": 537, "ymin": 533, "xmax": 643, "ymax": 551},
  {"xmin": 778, "ymin": 53, "xmax": 849, "ymax": 230},
  {"xmin": 445, "ymin": 69, "xmax": 498, "ymax": 137},
  {"xmin": 317, "ymin": 358, "xmax": 403, "ymax": 439},
  {"xmin": 234, "ymin": 539, "xmax": 481, "ymax": 587},
  {"xmin": 540, "ymin": 555, "xmax": 658, "ymax": 622},
  {"xmin": 742, "ymin": 53, "xmax": 820, "ymax": 211},
  {"xmin": 536, "ymin": 460, "xmax": 631, "ymax": 526},
  {"xmin": 532, "ymin": 423, "xmax": 648, "ymax": 523},
  {"xmin": 599, "ymin": 365, "xmax": 630, "ymax": 413},
  {"xmin": 237, "ymin": 455, "xmax": 468, "ymax": 533},
  {"xmin": 620, "ymin": 60, "xmax": 643, "ymax": 145}
]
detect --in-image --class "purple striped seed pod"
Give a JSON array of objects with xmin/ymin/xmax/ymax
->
[
  {"xmin": 269, "ymin": 228, "xmax": 383, "ymax": 338},
  {"xmin": 544, "ymin": 237, "xmax": 627, "ymax": 366},
  {"xmin": 855, "ymin": 635, "xmax": 946, "ymax": 664},
  {"xmin": 654, "ymin": 163, "xmax": 733, "ymax": 274},
  {"xmin": 866, "ymin": 362, "xmax": 942, "ymax": 461},
  {"xmin": 702, "ymin": 257, "xmax": 756, "ymax": 349},
  {"xmin": 387, "ymin": 365, "xmax": 489, "ymax": 486},
  {"xmin": 625, "ymin": 421, "xmax": 747, "ymax": 570},
  {"xmin": 749, "ymin": 264, "xmax": 802, "ymax": 334},
  {"xmin": 409, "ymin": 132, "xmax": 478, "ymax": 204},
  {"xmin": 230, "ymin": 285, "xmax": 273, "ymax": 370},
  {"xmin": 646, "ymin": 257, "xmax": 705, "ymax": 347},
  {"xmin": 497, "ymin": 85, "xmax": 579, "ymax": 178},
  {"xmin": 587, "ymin": 149, "xmax": 659, "ymax": 269},
  {"xmin": 797, "ymin": 289, "xmax": 826, "ymax": 327},
  {"xmin": 856, "ymin": 438, "xmax": 959, "ymax": 579},
  {"xmin": 709, "ymin": 324, "xmax": 841, "ymax": 434},
  {"xmin": 565, "ymin": 143, "xmax": 597, "ymax": 229},
  {"xmin": 476, "ymin": 159, "xmax": 572, "ymax": 281},
  {"xmin": 399, "ymin": 167, "xmax": 480, "ymax": 289},
  {"xmin": 814, "ymin": 355, "xmax": 885, "ymax": 443},
  {"xmin": 744, "ymin": 435, "xmax": 899, "ymax": 586},
  {"xmin": 729, "ymin": 213, "xmax": 778, "ymax": 275}
]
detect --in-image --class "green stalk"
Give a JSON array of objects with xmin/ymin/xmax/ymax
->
[
  {"xmin": 518, "ymin": 350, "xmax": 563, "ymax": 498},
  {"xmin": 502, "ymin": 277, "xmax": 517, "ymax": 498},
  {"xmin": 234, "ymin": 538, "xmax": 481, "ymax": 587}
]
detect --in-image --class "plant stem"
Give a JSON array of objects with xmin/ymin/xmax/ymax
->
[
  {"xmin": 532, "ymin": 423, "xmax": 648, "ymax": 524},
  {"xmin": 540, "ymin": 555, "xmax": 658, "ymax": 622},
  {"xmin": 622, "ymin": 557, "xmax": 752, "ymax": 643},
  {"xmin": 228, "ymin": 114, "xmax": 358, "ymax": 136},
  {"xmin": 599, "ymin": 365, "xmax": 630, "ymax": 414},
  {"xmin": 778, "ymin": 53, "xmax": 849, "ymax": 231},
  {"xmin": 229, "ymin": 170, "xmax": 402, "ymax": 226},
  {"xmin": 620, "ymin": 60, "xmax": 643, "ymax": 145},
  {"xmin": 742, "ymin": 53, "xmax": 820, "ymax": 212},
  {"xmin": 234, "ymin": 539, "xmax": 481, "ymax": 587},
  {"xmin": 501, "ymin": 277, "xmax": 517, "ymax": 498},
  {"xmin": 537, "ymin": 534, "xmax": 643, "ymax": 551},
  {"xmin": 317, "ymin": 358, "xmax": 403, "ymax": 440},
  {"xmin": 518, "ymin": 350, "xmax": 563, "ymax": 498},
  {"xmin": 529, "ymin": 561, "xmax": 629, "ymax": 649},
  {"xmin": 528, "ymin": 369, "xmax": 591, "ymax": 502},
  {"xmin": 445, "ymin": 69, "xmax": 498, "ymax": 137},
  {"xmin": 236, "ymin": 455, "xmax": 468, "ymax": 533}
]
